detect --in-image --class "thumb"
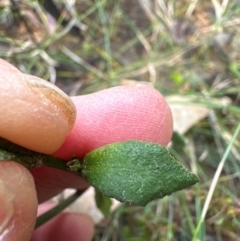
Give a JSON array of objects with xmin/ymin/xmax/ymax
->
[{"xmin": 0, "ymin": 161, "xmax": 37, "ymax": 241}]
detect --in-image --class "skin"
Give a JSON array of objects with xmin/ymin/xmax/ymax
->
[
  {"xmin": 0, "ymin": 58, "xmax": 76, "ymax": 154},
  {"xmin": 0, "ymin": 59, "xmax": 173, "ymax": 241}
]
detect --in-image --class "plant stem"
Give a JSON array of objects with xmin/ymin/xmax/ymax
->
[
  {"xmin": 35, "ymin": 190, "xmax": 84, "ymax": 229},
  {"xmin": 0, "ymin": 137, "xmax": 82, "ymax": 174},
  {"xmin": 0, "ymin": 137, "xmax": 86, "ymax": 228}
]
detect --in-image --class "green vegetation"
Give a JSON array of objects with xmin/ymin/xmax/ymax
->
[
  {"xmin": 1, "ymin": 0, "xmax": 240, "ymax": 240},
  {"xmin": 83, "ymin": 141, "xmax": 198, "ymax": 206}
]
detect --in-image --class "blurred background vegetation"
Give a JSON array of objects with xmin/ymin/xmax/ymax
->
[{"xmin": 1, "ymin": 0, "xmax": 240, "ymax": 240}]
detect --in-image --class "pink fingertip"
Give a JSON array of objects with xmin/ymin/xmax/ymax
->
[{"xmin": 54, "ymin": 85, "xmax": 173, "ymax": 160}]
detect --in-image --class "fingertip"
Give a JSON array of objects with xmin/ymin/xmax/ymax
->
[
  {"xmin": 55, "ymin": 85, "xmax": 173, "ymax": 159},
  {"xmin": 0, "ymin": 161, "xmax": 37, "ymax": 241},
  {"xmin": 0, "ymin": 58, "xmax": 76, "ymax": 154},
  {"xmin": 32, "ymin": 211, "xmax": 94, "ymax": 241}
]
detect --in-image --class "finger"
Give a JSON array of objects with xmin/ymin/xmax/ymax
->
[
  {"xmin": 33, "ymin": 85, "xmax": 173, "ymax": 202},
  {"xmin": 31, "ymin": 166, "xmax": 89, "ymax": 203},
  {"xmin": 0, "ymin": 161, "xmax": 37, "ymax": 241},
  {"xmin": 55, "ymin": 85, "xmax": 173, "ymax": 159},
  {"xmin": 31, "ymin": 203, "xmax": 94, "ymax": 241},
  {"xmin": 0, "ymin": 58, "xmax": 76, "ymax": 154}
]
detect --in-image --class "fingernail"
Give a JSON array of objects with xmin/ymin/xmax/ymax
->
[
  {"xmin": 0, "ymin": 180, "xmax": 14, "ymax": 235},
  {"xmin": 24, "ymin": 74, "xmax": 76, "ymax": 129}
]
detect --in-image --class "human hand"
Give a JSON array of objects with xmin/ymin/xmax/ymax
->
[{"xmin": 0, "ymin": 58, "xmax": 173, "ymax": 241}]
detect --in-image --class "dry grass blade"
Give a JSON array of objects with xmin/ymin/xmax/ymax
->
[{"xmin": 192, "ymin": 124, "xmax": 240, "ymax": 241}]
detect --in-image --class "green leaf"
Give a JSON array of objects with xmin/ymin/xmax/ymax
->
[
  {"xmin": 81, "ymin": 141, "xmax": 199, "ymax": 206},
  {"xmin": 95, "ymin": 189, "xmax": 112, "ymax": 217}
]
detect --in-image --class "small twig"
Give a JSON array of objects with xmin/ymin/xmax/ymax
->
[
  {"xmin": 0, "ymin": 137, "xmax": 82, "ymax": 175},
  {"xmin": 35, "ymin": 190, "xmax": 84, "ymax": 229}
]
